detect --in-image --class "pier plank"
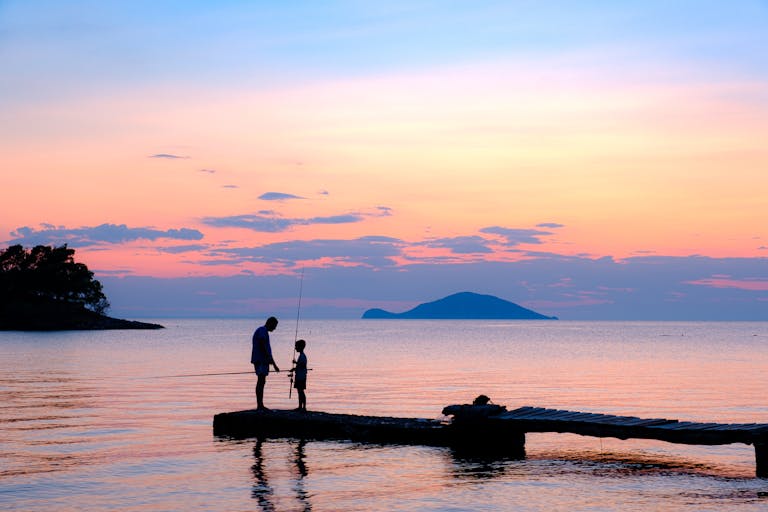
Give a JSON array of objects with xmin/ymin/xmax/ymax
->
[
  {"xmin": 546, "ymin": 412, "xmax": 602, "ymax": 422},
  {"xmin": 652, "ymin": 421, "xmax": 699, "ymax": 430},
  {"xmin": 616, "ymin": 418, "xmax": 675, "ymax": 427},
  {"xmin": 505, "ymin": 409, "xmax": 564, "ymax": 420},
  {"xmin": 542, "ymin": 411, "xmax": 587, "ymax": 421}
]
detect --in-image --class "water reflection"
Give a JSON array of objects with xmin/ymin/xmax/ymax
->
[
  {"xmin": 0, "ymin": 373, "xmax": 98, "ymax": 478},
  {"xmin": 251, "ymin": 439, "xmax": 276, "ymax": 511},
  {"xmin": 251, "ymin": 438, "xmax": 313, "ymax": 511},
  {"xmin": 447, "ymin": 450, "xmax": 521, "ymax": 480},
  {"xmin": 293, "ymin": 439, "xmax": 312, "ymax": 511},
  {"xmin": 4, "ymin": 320, "xmax": 768, "ymax": 511},
  {"xmin": 531, "ymin": 450, "xmax": 721, "ymax": 479}
]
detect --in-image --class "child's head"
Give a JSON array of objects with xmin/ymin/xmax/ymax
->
[{"xmin": 295, "ymin": 339, "xmax": 306, "ymax": 351}]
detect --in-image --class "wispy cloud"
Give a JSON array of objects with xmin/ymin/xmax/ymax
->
[
  {"xmin": 211, "ymin": 236, "xmax": 404, "ymax": 267},
  {"xmin": 202, "ymin": 208, "xmax": 389, "ymax": 233},
  {"xmin": 149, "ymin": 153, "xmax": 189, "ymax": 159},
  {"xmin": 310, "ymin": 214, "xmax": 362, "ymax": 224},
  {"xmin": 259, "ymin": 192, "xmax": 305, "ymax": 201},
  {"xmin": 480, "ymin": 226, "xmax": 554, "ymax": 246},
  {"xmin": 7, "ymin": 223, "xmax": 204, "ymax": 247},
  {"xmin": 156, "ymin": 244, "xmax": 210, "ymax": 254},
  {"xmin": 419, "ymin": 236, "xmax": 493, "ymax": 254},
  {"xmin": 202, "ymin": 214, "xmax": 294, "ymax": 233},
  {"xmin": 685, "ymin": 276, "xmax": 768, "ymax": 291}
]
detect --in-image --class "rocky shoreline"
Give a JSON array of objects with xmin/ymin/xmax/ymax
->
[{"xmin": 0, "ymin": 301, "xmax": 163, "ymax": 331}]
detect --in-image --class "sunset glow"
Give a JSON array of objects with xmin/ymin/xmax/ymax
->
[{"xmin": 2, "ymin": 1, "xmax": 766, "ymax": 318}]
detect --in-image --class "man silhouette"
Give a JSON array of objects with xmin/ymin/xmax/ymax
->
[{"xmin": 251, "ymin": 316, "xmax": 280, "ymax": 410}]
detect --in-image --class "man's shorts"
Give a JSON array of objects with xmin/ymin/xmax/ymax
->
[{"xmin": 254, "ymin": 362, "xmax": 270, "ymax": 376}]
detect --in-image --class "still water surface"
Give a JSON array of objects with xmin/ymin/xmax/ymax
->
[{"xmin": 2, "ymin": 320, "xmax": 768, "ymax": 511}]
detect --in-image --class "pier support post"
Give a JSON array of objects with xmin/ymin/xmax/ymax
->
[
  {"xmin": 447, "ymin": 419, "xmax": 525, "ymax": 458},
  {"xmin": 496, "ymin": 429, "xmax": 526, "ymax": 458},
  {"xmin": 756, "ymin": 441, "xmax": 768, "ymax": 478}
]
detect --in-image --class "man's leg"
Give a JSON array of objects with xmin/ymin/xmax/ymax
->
[{"xmin": 256, "ymin": 374, "xmax": 267, "ymax": 409}]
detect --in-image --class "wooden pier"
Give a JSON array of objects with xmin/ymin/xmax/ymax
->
[
  {"xmin": 213, "ymin": 409, "xmax": 453, "ymax": 446},
  {"xmin": 213, "ymin": 402, "xmax": 768, "ymax": 477}
]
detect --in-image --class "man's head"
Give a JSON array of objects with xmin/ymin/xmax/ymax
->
[
  {"xmin": 295, "ymin": 339, "xmax": 306, "ymax": 351},
  {"xmin": 266, "ymin": 316, "xmax": 278, "ymax": 331}
]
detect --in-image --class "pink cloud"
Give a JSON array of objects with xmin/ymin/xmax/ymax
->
[{"xmin": 686, "ymin": 277, "xmax": 768, "ymax": 291}]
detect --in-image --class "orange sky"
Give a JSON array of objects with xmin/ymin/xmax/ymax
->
[
  {"xmin": 4, "ymin": 60, "xmax": 766, "ymax": 276},
  {"xmin": 1, "ymin": 2, "xmax": 766, "ymax": 318}
]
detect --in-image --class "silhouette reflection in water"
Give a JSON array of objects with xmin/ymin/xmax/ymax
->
[
  {"xmin": 251, "ymin": 438, "xmax": 313, "ymax": 511},
  {"xmin": 251, "ymin": 439, "xmax": 276, "ymax": 511},
  {"xmin": 448, "ymin": 450, "xmax": 518, "ymax": 480},
  {"xmin": 293, "ymin": 439, "xmax": 312, "ymax": 511}
]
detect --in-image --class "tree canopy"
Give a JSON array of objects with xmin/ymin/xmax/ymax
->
[{"xmin": 0, "ymin": 244, "xmax": 109, "ymax": 315}]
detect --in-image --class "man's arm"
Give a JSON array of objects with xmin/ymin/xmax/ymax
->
[
  {"xmin": 264, "ymin": 338, "xmax": 279, "ymax": 372},
  {"xmin": 256, "ymin": 329, "xmax": 279, "ymax": 371}
]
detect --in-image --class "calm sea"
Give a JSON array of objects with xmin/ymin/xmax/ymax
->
[{"xmin": 2, "ymin": 320, "xmax": 768, "ymax": 511}]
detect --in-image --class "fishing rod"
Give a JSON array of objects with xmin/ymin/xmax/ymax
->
[
  {"xmin": 141, "ymin": 369, "xmax": 313, "ymax": 379},
  {"xmin": 289, "ymin": 267, "xmax": 305, "ymax": 398}
]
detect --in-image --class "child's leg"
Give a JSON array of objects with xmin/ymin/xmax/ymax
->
[{"xmin": 298, "ymin": 389, "xmax": 306, "ymax": 410}]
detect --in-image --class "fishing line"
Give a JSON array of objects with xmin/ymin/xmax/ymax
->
[
  {"xmin": 138, "ymin": 369, "xmax": 313, "ymax": 379},
  {"xmin": 141, "ymin": 371, "xmax": 256, "ymax": 379}
]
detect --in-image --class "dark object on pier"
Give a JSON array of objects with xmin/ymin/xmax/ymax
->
[
  {"xmin": 213, "ymin": 400, "xmax": 768, "ymax": 477},
  {"xmin": 472, "ymin": 394, "xmax": 491, "ymax": 406}
]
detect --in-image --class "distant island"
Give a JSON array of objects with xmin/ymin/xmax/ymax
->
[
  {"xmin": 362, "ymin": 291, "xmax": 558, "ymax": 320},
  {"xmin": 0, "ymin": 244, "xmax": 163, "ymax": 331}
]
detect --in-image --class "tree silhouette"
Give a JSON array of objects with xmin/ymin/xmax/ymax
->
[{"xmin": 0, "ymin": 244, "xmax": 109, "ymax": 315}]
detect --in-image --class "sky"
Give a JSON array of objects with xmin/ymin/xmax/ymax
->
[{"xmin": 1, "ymin": 1, "xmax": 767, "ymax": 320}]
